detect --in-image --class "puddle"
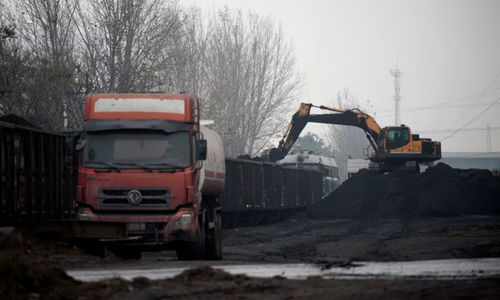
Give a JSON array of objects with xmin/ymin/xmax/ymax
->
[{"xmin": 67, "ymin": 258, "xmax": 500, "ymax": 282}]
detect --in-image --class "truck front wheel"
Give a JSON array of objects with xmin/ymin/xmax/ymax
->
[
  {"xmin": 176, "ymin": 219, "xmax": 206, "ymax": 260},
  {"xmin": 205, "ymin": 213, "xmax": 222, "ymax": 260}
]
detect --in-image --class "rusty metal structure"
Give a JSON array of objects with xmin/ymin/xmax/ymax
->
[{"xmin": 0, "ymin": 121, "xmax": 78, "ymax": 226}]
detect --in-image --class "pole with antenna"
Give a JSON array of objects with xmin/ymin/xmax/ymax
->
[{"xmin": 391, "ymin": 67, "xmax": 403, "ymax": 126}]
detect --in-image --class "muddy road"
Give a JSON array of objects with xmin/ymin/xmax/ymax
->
[
  {"xmin": 3, "ymin": 214, "xmax": 500, "ymax": 299},
  {"xmin": 223, "ymin": 214, "xmax": 500, "ymax": 265},
  {"xmin": 10, "ymin": 214, "xmax": 499, "ymax": 270}
]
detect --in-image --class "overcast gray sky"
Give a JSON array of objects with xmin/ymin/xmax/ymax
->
[{"xmin": 181, "ymin": 0, "xmax": 500, "ymax": 152}]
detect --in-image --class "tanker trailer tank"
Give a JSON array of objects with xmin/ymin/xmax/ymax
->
[{"xmin": 199, "ymin": 126, "xmax": 226, "ymax": 197}]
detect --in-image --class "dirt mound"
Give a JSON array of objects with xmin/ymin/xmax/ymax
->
[
  {"xmin": 0, "ymin": 227, "xmax": 114, "ymax": 271},
  {"xmin": 0, "ymin": 255, "xmax": 78, "ymax": 299},
  {"xmin": 173, "ymin": 266, "xmax": 249, "ymax": 282},
  {"xmin": 307, "ymin": 163, "xmax": 500, "ymax": 219}
]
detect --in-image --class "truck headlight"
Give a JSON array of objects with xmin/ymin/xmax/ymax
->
[
  {"xmin": 173, "ymin": 213, "xmax": 193, "ymax": 231},
  {"xmin": 77, "ymin": 208, "xmax": 93, "ymax": 221}
]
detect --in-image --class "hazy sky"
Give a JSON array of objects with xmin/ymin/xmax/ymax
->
[{"xmin": 181, "ymin": 0, "xmax": 500, "ymax": 152}]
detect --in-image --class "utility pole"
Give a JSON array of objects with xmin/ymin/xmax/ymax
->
[
  {"xmin": 390, "ymin": 67, "xmax": 403, "ymax": 126},
  {"xmin": 486, "ymin": 123, "xmax": 492, "ymax": 152}
]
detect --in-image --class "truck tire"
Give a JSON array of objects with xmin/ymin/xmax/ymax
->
[
  {"xmin": 176, "ymin": 219, "xmax": 206, "ymax": 260},
  {"xmin": 205, "ymin": 213, "xmax": 222, "ymax": 260}
]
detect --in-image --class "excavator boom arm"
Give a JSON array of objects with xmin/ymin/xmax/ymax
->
[{"xmin": 268, "ymin": 103, "xmax": 382, "ymax": 162}]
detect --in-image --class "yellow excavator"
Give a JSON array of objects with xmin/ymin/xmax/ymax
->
[{"xmin": 268, "ymin": 103, "xmax": 441, "ymax": 171}]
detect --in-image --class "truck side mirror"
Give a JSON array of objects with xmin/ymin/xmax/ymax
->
[
  {"xmin": 74, "ymin": 133, "xmax": 87, "ymax": 151},
  {"xmin": 196, "ymin": 139, "xmax": 207, "ymax": 161},
  {"xmin": 75, "ymin": 139, "xmax": 87, "ymax": 151}
]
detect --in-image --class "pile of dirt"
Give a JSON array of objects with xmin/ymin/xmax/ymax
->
[
  {"xmin": 0, "ymin": 227, "xmax": 115, "ymax": 271},
  {"xmin": 172, "ymin": 266, "xmax": 249, "ymax": 282},
  {"xmin": 0, "ymin": 254, "xmax": 78, "ymax": 299},
  {"xmin": 307, "ymin": 163, "xmax": 500, "ymax": 219}
]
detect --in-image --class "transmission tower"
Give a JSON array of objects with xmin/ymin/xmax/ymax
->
[
  {"xmin": 486, "ymin": 123, "xmax": 492, "ymax": 152},
  {"xmin": 390, "ymin": 67, "xmax": 403, "ymax": 126}
]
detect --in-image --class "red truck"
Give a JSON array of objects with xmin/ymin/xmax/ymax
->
[{"xmin": 75, "ymin": 93, "xmax": 225, "ymax": 260}]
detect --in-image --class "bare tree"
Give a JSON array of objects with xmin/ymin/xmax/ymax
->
[
  {"xmin": 0, "ymin": 37, "xmax": 32, "ymax": 118},
  {"xmin": 291, "ymin": 132, "xmax": 330, "ymax": 155},
  {"xmin": 0, "ymin": 1, "xmax": 20, "ymax": 113},
  {"xmin": 159, "ymin": 7, "xmax": 207, "ymax": 97},
  {"xmin": 2, "ymin": 1, "xmax": 302, "ymax": 140},
  {"xmin": 4, "ymin": 0, "xmax": 80, "ymax": 130},
  {"xmin": 325, "ymin": 89, "xmax": 372, "ymax": 181},
  {"xmin": 75, "ymin": 0, "xmax": 184, "ymax": 93},
  {"xmin": 203, "ymin": 9, "xmax": 301, "ymax": 156}
]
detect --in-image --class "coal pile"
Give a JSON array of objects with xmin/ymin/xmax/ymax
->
[{"xmin": 307, "ymin": 163, "xmax": 500, "ymax": 218}]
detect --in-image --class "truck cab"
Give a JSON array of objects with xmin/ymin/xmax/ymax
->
[{"xmin": 76, "ymin": 94, "xmax": 225, "ymax": 260}]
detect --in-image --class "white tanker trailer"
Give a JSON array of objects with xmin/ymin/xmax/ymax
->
[{"xmin": 199, "ymin": 125, "xmax": 226, "ymax": 197}]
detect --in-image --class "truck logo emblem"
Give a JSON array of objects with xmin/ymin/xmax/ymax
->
[{"xmin": 127, "ymin": 190, "xmax": 142, "ymax": 205}]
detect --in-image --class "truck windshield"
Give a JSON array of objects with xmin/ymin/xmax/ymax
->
[{"xmin": 82, "ymin": 130, "xmax": 191, "ymax": 170}]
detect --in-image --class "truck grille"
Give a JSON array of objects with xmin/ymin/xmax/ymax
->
[{"xmin": 100, "ymin": 188, "xmax": 170, "ymax": 206}]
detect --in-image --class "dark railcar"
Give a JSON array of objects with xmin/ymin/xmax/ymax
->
[
  {"xmin": 262, "ymin": 162, "xmax": 284, "ymax": 210},
  {"xmin": 0, "ymin": 121, "xmax": 77, "ymax": 226},
  {"xmin": 221, "ymin": 158, "xmax": 323, "ymax": 227}
]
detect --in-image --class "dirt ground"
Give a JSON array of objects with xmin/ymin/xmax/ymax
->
[
  {"xmin": 5, "ymin": 214, "xmax": 500, "ymax": 269},
  {"xmin": 223, "ymin": 214, "xmax": 500, "ymax": 264},
  {"xmin": 2, "ymin": 214, "xmax": 500, "ymax": 299},
  {"xmin": 3, "ymin": 260, "xmax": 500, "ymax": 300}
]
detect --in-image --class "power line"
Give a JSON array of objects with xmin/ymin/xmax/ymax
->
[
  {"xmin": 442, "ymin": 96, "xmax": 500, "ymax": 141},
  {"xmin": 446, "ymin": 70, "xmax": 500, "ymax": 132},
  {"xmin": 377, "ymin": 99, "xmax": 500, "ymax": 117},
  {"xmin": 434, "ymin": 134, "xmax": 493, "ymax": 138},
  {"xmin": 417, "ymin": 126, "xmax": 500, "ymax": 134},
  {"xmin": 376, "ymin": 87, "xmax": 500, "ymax": 116}
]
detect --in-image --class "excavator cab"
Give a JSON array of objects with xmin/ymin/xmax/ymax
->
[{"xmin": 378, "ymin": 126, "xmax": 411, "ymax": 153}]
